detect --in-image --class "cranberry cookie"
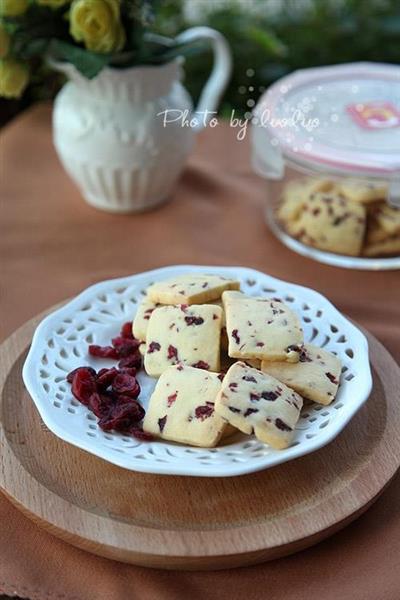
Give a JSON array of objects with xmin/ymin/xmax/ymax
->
[
  {"xmin": 147, "ymin": 273, "xmax": 240, "ymax": 305},
  {"xmin": 222, "ymin": 291, "xmax": 303, "ymax": 362},
  {"xmin": 215, "ymin": 362, "xmax": 303, "ymax": 449},
  {"xmin": 143, "ymin": 365, "xmax": 226, "ymax": 447},
  {"xmin": 144, "ymin": 304, "xmax": 222, "ymax": 377},
  {"xmin": 261, "ymin": 343, "xmax": 341, "ymax": 405}
]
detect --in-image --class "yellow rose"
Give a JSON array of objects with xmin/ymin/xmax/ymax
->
[
  {"xmin": 0, "ymin": 0, "xmax": 28, "ymax": 17},
  {"xmin": 70, "ymin": 0, "xmax": 125, "ymax": 54},
  {"xmin": 0, "ymin": 25, "xmax": 10, "ymax": 58},
  {"xmin": 36, "ymin": 0, "xmax": 71, "ymax": 8},
  {"xmin": 0, "ymin": 58, "xmax": 29, "ymax": 98}
]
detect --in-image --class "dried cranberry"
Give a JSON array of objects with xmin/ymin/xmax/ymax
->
[
  {"xmin": 99, "ymin": 401, "xmax": 144, "ymax": 431},
  {"xmin": 130, "ymin": 427, "xmax": 153, "ymax": 441},
  {"xmin": 111, "ymin": 336, "xmax": 140, "ymax": 357},
  {"xmin": 231, "ymin": 329, "xmax": 240, "ymax": 344},
  {"xmin": 67, "ymin": 366, "xmax": 96, "ymax": 384},
  {"xmin": 148, "ymin": 341, "xmax": 161, "ymax": 353},
  {"xmin": 184, "ymin": 316, "xmax": 204, "ymax": 326},
  {"xmin": 118, "ymin": 354, "xmax": 142, "ymax": 369},
  {"xmin": 244, "ymin": 408, "xmax": 258, "ymax": 417},
  {"xmin": 71, "ymin": 368, "xmax": 97, "ymax": 405},
  {"xmin": 326, "ymin": 372, "xmax": 339, "ymax": 384},
  {"xmin": 167, "ymin": 392, "xmax": 178, "ymax": 407},
  {"xmin": 112, "ymin": 373, "xmax": 140, "ymax": 398},
  {"xmin": 119, "ymin": 367, "xmax": 137, "ymax": 377},
  {"xmin": 195, "ymin": 405, "xmax": 214, "ymax": 420},
  {"xmin": 192, "ymin": 360, "xmax": 209, "ymax": 370},
  {"xmin": 275, "ymin": 418, "xmax": 292, "ymax": 432},
  {"xmin": 88, "ymin": 392, "xmax": 113, "ymax": 418},
  {"xmin": 120, "ymin": 321, "xmax": 133, "ymax": 339},
  {"xmin": 167, "ymin": 345, "xmax": 178, "ymax": 360},
  {"xmin": 261, "ymin": 391, "xmax": 278, "ymax": 401},
  {"xmin": 96, "ymin": 367, "xmax": 119, "ymax": 390},
  {"xmin": 88, "ymin": 345, "xmax": 119, "ymax": 360},
  {"xmin": 158, "ymin": 415, "xmax": 167, "ymax": 432},
  {"xmin": 243, "ymin": 375, "xmax": 257, "ymax": 383}
]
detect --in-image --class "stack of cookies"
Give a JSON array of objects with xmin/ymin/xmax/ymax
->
[
  {"xmin": 132, "ymin": 273, "xmax": 342, "ymax": 450},
  {"xmin": 276, "ymin": 178, "xmax": 400, "ymax": 258}
]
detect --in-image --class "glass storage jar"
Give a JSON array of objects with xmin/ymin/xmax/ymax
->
[{"xmin": 251, "ymin": 62, "xmax": 400, "ymax": 270}]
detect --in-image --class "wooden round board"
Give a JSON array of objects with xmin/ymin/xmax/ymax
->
[{"xmin": 1, "ymin": 310, "xmax": 400, "ymax": 571}]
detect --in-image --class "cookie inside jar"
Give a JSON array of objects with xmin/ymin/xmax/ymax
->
[
  {"xmin": 252, "ymin": 62, "xmax": 400, "ymax": 269},
  {"xmin": 275, "ymin": 176, "xmax": 399, "ymax": 259}
]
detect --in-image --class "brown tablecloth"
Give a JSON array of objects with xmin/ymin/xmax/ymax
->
[{"xmin": 1, "ymin": 104, "xmax": 399, "ymax": 600}]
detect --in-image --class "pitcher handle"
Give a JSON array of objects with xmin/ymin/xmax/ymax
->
[{"xmin": 175, "ymin": 26, "xmax": 232, "ymax": 131}]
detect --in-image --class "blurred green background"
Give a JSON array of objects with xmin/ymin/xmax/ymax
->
[{"xmin": 1, "ymin": 0, "xmax": 399, "ymax": 125}]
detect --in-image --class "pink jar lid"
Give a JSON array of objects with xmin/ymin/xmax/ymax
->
[{"xmin": 253, "ymin": 62, "xmax": 400, "ymax": 176}]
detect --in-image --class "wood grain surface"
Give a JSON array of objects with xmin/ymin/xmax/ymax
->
[{"xmin": 1, "ymin": 309, "xmax": 399, "ymax": 570}]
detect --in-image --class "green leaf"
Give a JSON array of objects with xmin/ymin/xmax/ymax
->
[
  {"xmin": 48, "ymin": 39, "xmax": 110, "ymax": 78},
  {"xmin": 246, "ymin": 26, "xmax": 287, "ymax": 58}
]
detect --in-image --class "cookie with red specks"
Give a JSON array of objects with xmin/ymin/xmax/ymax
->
[
  {"xmin": 339, "ymin": 179, "xmax": 388, "ymax": 204},
  {"xmin": 215, "ymin": 362, "xmax": 303, "ymax": 450},
  {"xmin": 292, "ymin": 192, "xmax": 367, "ymax": 256},
  {"xmin": 363, "ymin": 233, "xmax": 400, "ymax": 257},
  {"xmin": 147, "ymin": 273, "xmax": 240, "ymax": 305},
  {"xmin": 143, "ymin": 365, "xmax": 226, "ymax": 447},
  {"xmin": 222, "ymin": 291, "xmax": 303, "ymax": 362},
  {"xmin": 132, "ymin": 297, "xmax": 161, "ymax": 341},
  {"xmin": 144, "ymin": 304, "xmax": 222, "ymax": 377},
  {"xmin": 261, "ymin": 343, "xmax": 341, "ymax": 405}
]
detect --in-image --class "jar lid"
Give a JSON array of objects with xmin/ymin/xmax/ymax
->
[{"xmin": 252, "ymin": 62, "xmax": 400, "ymax": 178}]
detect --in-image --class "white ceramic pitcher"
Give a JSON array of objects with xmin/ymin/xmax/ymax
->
[{"xmin": 52, "ymin": 27, "xmax": 232, "ymax": 213}]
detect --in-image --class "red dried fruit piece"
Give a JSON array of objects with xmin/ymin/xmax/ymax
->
[
  {"xmin": 326, "ymin": 372, "xmax": 339, "ymax": 384},
  {"xmin": 96, "ymin": 367, "xmax": 119, "ymax": 390},
  {"xmin": 184, "ymin": 316, "xmax": 204, "ymax": 326},
  {"xmin": 89, "ymin": 345, "xmax": 119, "ymax": 359},
  {"xmin": 112, "ymin": 373, "xmax": 141, "ymax": 398},
  {"xmin": 147, "ymin": 341, "xmax": 161, "ymax": 353},
  {"xmin": 244, "ymin": 408, "xmax": 258, "ymax": 417},
  {"xmin": 67, "ymin": 366, "xmax": 96, "ymax": 384},
  {"xmin": 88, "ymin": 392, "xmax": 113, "ymax": 418},
  {"xmin": 167, "ymin": 345, "xmax": 178, "ymax": 360},
  {"xmin": 119, "ymin": 367, "xmax": 137, "ymax": 377},
  {"xmin": 243, "ymin": 375, "xmax": 257, "ymax": 383},
  {"xmin": 192, "ymin": 360, "xmax": 209, "ymax": 370},
  {"xmin": 195, "ymin": 405, "xmax": 214, "ymax": 420},
  {"xmin": 130, "ymin": 427, "xmax": 153, "ymax": 441},
  {"xmin": 71, "ymin": 367, "xmax": 97, "ymax": 405},
  {"xmin": 158, "ymin": 415, "xmax": 167, "ymax": 432},
  {"xmin": 167, "ymin": 392, "xmax": 177, "ymax": 407},
  {"xmin": 261, "ymin": 391, "xmax": 278, "ymax": 401},
  {"xmin": 118, "ymin": 353, "xmax": 142, "ymax": 369},
  {"xmin": 231, "ymin": 329, "xmax": 240, "ymax": 344},
  {"xmin": 111, "ymin": 336, "xmax": 140, "ymax": 357},
  {"xmin": 120, "ymin": 321, "xmax": 133, "ymax": 339},
  {"xmin": 99, "ymin": 401, "xmax": 144, "ymax": 432},
  {"xmin": 275, "ymin": 418, "xmax": 292, "ymax": 432}
]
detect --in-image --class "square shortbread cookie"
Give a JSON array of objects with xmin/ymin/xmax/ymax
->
[
  {"xmin": 146, "ymin": 273, "xmax": 240, "ymax": 305},
  {"xmin": 144, "ymin": 304, "xmax": 222, "ymax": 377},
  {"xmin": 222, "ymin": 291, "xmax": 303, "ymax": 362},
  {"xmin": 143, "ymin": 365, "xmax": 226, "ymax": 447},
  {"xmin": 215, "ymin": 362, "xmax": 303, "ymax": 449},
  {"xmin": 261, "ymin": 343, "xmax": 341, "ymax": 405}
]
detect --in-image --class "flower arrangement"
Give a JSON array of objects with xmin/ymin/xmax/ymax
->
[{"xmin": 0, "ymin": 0, "xmax": 188, "ymax": 99}]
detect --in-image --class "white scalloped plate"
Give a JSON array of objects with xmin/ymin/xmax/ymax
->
[{"xmin": 23, "ymin": 265, "xmax": 372, "ymax": 477}]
